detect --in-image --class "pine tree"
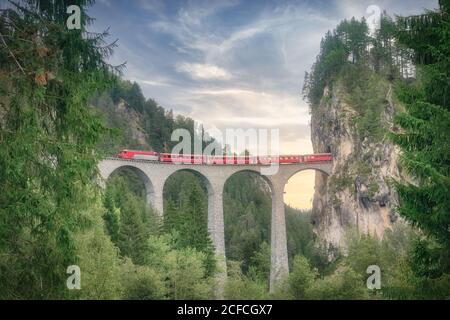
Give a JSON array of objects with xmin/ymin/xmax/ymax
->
[
  {"xmin": 103, "ymin": 190, "xmax": 121, "ymax": 244},
  {"xmin": 392, "ymin": 0, "xmax": 450, "ymax": 276},
  {"xmin": 0, "ymin": 0, "xmax": 122, "ymax": 298},
  {"xmin": 163, "ymin": 178, "xmax": 216, "ymax": 276},
  {"xmin": 117, "ymin": 192, "xmax": 149, "ymax": 265},
  {"xmin": 393, "ymin": 0, "xmax": 450, "ymax": 245}
]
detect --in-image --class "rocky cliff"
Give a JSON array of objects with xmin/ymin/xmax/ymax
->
[
  {"xmin": 310, "ymin": 67, "xmax": 402, "ymax": 247},
  {"xmin": 114, "ymin": 99, "xmax": 151, "ymax": 149}
]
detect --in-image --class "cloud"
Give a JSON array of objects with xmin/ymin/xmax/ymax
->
[
  {"xmin": 175, "ymin": 63, "xmax": 232, "ymax": 80},
  {"xmin": 138, "ymin": 0, "xmax": 166, "ymax": 13},
  {"xmin": 211, "ymin": 25, "xmax": 268, "ymax": 57},
  {"xmin": 333, "ymin": 0, "xmax": 438, "ymax": 22},
  {"xmin": 90, "ymin": 0, "xmax": 437, "ymax": 156},
  {"xmin": 163, "ymin": 83, "xmax": 312, "ymax": 155},
  {"xmin": 139, "ymin": 80, "xmax": 171, "ymax": 87},
  {"xmin": 87, "ymin": 0, "xmax": 439, "ymax": 208}
]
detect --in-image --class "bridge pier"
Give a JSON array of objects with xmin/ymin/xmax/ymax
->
[
  {"xmin": 207, "ymin": 184, "xmax": 227, "ymax": 298},
  {"xmin": 151, "ymin": 182, "xmax": 164, "ymax": 216},
  {"xmin": 207, "ymin": 186, "xmax": 226, "ymax": 261},
  {"xmin": 269, "ymin": 178, "xmax": 289, "ymax": 293}
]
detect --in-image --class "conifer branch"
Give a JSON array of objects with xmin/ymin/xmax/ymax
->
[{"xmin": 0, "ymin": 31, "xmax": 25, "ymax": 74}]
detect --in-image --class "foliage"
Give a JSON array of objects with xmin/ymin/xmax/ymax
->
[
  {"xmin": 305, "ymin": 266, "xmax": 368, "ymax": 300},
  {"xmin": 393, "ymin": 3, "xmax": 450, "ymax": 245},
  {"xmin": 224, "ymin": 261, "xmax": 269, "ymax": 300},
  {"xmin": 340, "ymin": 64, "xmax": 389, "ymax": 141},
  {"xmin": 0, "ymin": 0, "xmax": 120, "ymax": 299},
  {"xmin": 104, "ymin": 170, "xmax": 160, "ymax": 265},
  {"xmin": 69, "ymin": 194, "xmax": 124, "ymax": 300},
  {"xmin": 94, "ymin": 79, "xmax": 205, "ymax": 154},
  {"xmin": 278, "ymin": 223, "xmax": 444, "ymax": 300},
  {"xmin": 144, "ymin": 235, "xmax": 213, "ymax": 300},
  {"xmin": 248, "ymin": 242, "xmax": 271, "ymax": 283},
  {"xmin": 303, "ymin": 12, "xmax": 410, "ymax": 108},
  {"xmin": 287, "ymin": 256, "xmax": 318, "ymax": 299},
  {"xmin": 224, "ymin": 172, "xmax": 271, "ymax": 277},
  {"xmin": 163, "ymin": 172, "xmax": 216, "ymax": 277},
  {"xmin": 285, "ymin": 207, "xmax": 315, "ymax": 269},
  {"xmin": 120, "ymin": 259, "xmax": 166, "ymax": 300},
  {"xmin": 92, "ymin": 92, "xmax": 144, "ymax": 154},
  {"xmin": 344, "ymin": 230, "xmax": 381, "ymax": 277},
  {"xmin": 380, "ymin": 225, "xmax": 450, "ymax": 300},
  {"xmin": 391, "ymin": 0, "xmax": 450, "ymax": 283}
]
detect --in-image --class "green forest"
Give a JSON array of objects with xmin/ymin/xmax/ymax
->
[{"xmin": 0, "ymin": 0, "xmax": 449, "ymax": 299}]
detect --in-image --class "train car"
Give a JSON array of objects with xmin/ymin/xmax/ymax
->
[
  {"xmin": 303, "ymin": 153, "xmax": 332, "ymax": 162},
  {"xmin": 257, "ymin": 155, "xmax": 279, "ymax": 164},
  {"xmin": 223, "ymin": 155, "xmax": 237, "ymax": 165},
  {"xmin": 191, "ymin": 154, "xmax": 204, "ymax": 164},
  {"xmin": 159, "ymin": 153, "xmax": 173, "ymax": 162},
  {"xmin": 279, "ymin": 155, "xmax": 300, "ymax": 164},
  {"xmin": 204, "ymin": 155, "xmax": 224, "ymax": 165},
  {"xmin": 116, "ymin": 149, "xmax": 159, "ymax": 161},
  {"xmin": 221, "ymin": 155, "xmax": 252, "ymax": 165},
  {"xmin": 159, "ymin": 153, "xmax": 204, "ymax": 164},
  {"xmin": 204, "ymin": 155, "xmax": 258, "ymax": 165},
  {"xmin": 247, "ymin": 156, "xmax": 258, "ymax": 165}
]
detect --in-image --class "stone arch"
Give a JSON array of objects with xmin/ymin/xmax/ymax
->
[
  {"xmin": 162, "ymin": 167, "xmax": 224, "ymax": 294},
  {"xmin": 162, "ymin": 168, "xmax": 214, "ymax": 207},
  {"xmin": 283, "ymin": 166, "xmax": 331, "ymax": 187},
  {"xmin": 105, "ymin": 165, "xmax": 155, "ymax": 208},
  {"xmin": 281, "ymin": 166, "xmax": 331, "ymax": 271},
  {"xmin": 162, "ymin": 166, "xmax": 226, "ymax": 249},
  {"xmin": 281, "ymin": 166, "xmax": 331, "ymax": 215},
  {"xmin": 162, "ymin": 168, "xmax": 217, "ymax": 251},
  {"xmin": 222, "ymin": 168, "xmax": 274, "ymax": 285},
  {"xmin": 223, "ymin": 168, "xmax": 274, "ymax": 196}
]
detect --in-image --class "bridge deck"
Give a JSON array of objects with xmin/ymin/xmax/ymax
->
[{"xmin": 105, "ymin": 156, "xmax": 332, "ymax": 166}]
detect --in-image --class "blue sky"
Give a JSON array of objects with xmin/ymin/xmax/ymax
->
[{"xmin": 88, "ymin": 0, "xmax": 438, "ymax": 154}]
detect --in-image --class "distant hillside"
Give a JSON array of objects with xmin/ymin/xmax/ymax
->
[{"xmin": 91, "ymin": 79, "xmax": 199, "ymax": 155}]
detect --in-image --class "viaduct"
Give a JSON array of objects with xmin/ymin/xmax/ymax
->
[{"xmin": 98, "ymin": 157, "xmax": 332, "ymax": 292}]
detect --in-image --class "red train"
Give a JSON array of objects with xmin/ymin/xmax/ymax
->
[
  {"xmin": 115, "ymin": 150, "xmax": 159, "ymax": 160},
  {"xmin": 115, "ymin": 149, "xmax": 332, "ymax": 165}
]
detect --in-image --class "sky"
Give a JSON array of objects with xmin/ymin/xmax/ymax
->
[{"xmin": 88, "ymin": 0, "xmax": 437, "ymax": 209}]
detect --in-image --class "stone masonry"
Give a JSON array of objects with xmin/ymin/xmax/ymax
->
[{"xmin": 98, "ymin": 158, "xmax": 332, "ymax": 293}]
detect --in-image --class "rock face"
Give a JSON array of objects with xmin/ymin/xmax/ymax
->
[
  {"xmin": 310, "ymin": 78, "xmax": 401, "ymax": 247},
  {"xmin": 115, "ymin": 100, "xmax": 150, "ymax": 149}
]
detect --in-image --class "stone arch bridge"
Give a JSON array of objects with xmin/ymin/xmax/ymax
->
[{"xmin": 98, "ymin": 157, "xmax": 332, "ymax": 291}]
